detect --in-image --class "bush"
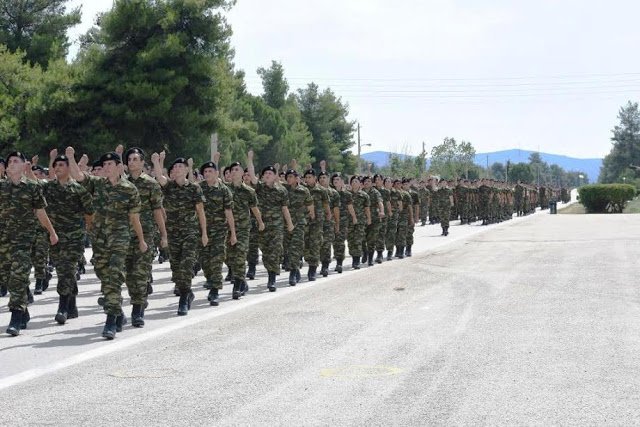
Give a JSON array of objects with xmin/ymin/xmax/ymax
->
[{"xmin": 578, "ymin": 184, "xmax": 636, "ymax": 213}]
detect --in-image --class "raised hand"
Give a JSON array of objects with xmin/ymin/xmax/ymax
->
[
  {"xmin": 65, "ymin": 146, "xmax": 75, "ymax": 158},
  {"xmin": 49, "ymin": 149, "xmax": 58, "ymax": 161}
]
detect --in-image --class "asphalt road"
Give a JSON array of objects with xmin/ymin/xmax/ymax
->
[{"xmin": 4, "ymin": 196, "xmax": 639, "ymax": 425}]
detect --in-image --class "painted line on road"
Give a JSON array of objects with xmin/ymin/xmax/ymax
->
[{"xmin": 0, "ymin": 204, "xmax": 561, "ymax": 391}]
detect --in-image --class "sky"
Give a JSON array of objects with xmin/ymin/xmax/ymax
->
[{"xmin": 66, "ymin": 0, "xmax": 640, "ymax": 160}]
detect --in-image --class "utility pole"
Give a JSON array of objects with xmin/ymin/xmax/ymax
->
[
  {"xmin": 210, "ymin": 133, "xmax": 218, "ymax": 162},
  {"xmin": 356, "ymin": 122, "xmax": 361, "ymax": 174},
  {"xmin": 486, "ymin": 155, "xmax": 489, "ymax": 178}
]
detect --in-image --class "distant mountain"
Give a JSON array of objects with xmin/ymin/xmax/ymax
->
[{"xmin": 360, "ymin": 149, "xmax": 602, "ymax": 182}]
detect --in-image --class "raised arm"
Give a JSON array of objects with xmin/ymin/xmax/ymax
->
[
  {"xmin": 65, "ymin": 147, "xmax": 85, "ymax": 182},
  {"xmin": 247, "ymin": 150, "xmax": 258, "ymax": 185},
  {"xmin": 151, "ymin": 152, "xmax": 167, "ymax": 186}
]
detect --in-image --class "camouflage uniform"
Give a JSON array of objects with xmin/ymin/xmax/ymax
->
[
  {"xmin": 333, "ymin": 188, "xmax": 353, "ymax": 263},
  {"xmin": 386, "ymin": 188, "xmax": 400, "ymax": 252},
  {"xmin": 364, "ymin": 186, "xmax": 382, "ymax": 258},
  {"xmin": 283, "ymin": 183, "xmax": 312, "ymax": 273},
  {"xmin": 348, "ymin": 189, "xmax": 369, "ymax": 258},
  {"xmin": 200, "ymin": 179, "xmax": 233, "ymax": 290},
  {"xmin": 304, "ymin": 184, "xmax": 329, "ymax": 268},
  {"xmin": 255, "ymin": 181, "xmax": 289, "ymax": 274},
  {"xmin": 395, "ymin": 190, "xmax": 411, "ymax": 248},
  {"xmin": 42, "ymin": 179, "xmax": 93, "ymax": 298},
  {"xmin": 162, "ymin": 180, "xmax": 205, "ymax": 296},
  {"xmin": 125, "ymin": 173, "xmax": 162, "ymax": 305},
  {"xmin": 406, "ymin": 188, "xmax": 419, "ymax": 248},
  {"xmin": 81, "ymin": 174, "xmax": 141, "ymax": 317},
  {"xmin": 437, "ymin": 187, "xmax": 453, "ymax": 227},
  {"xmin": 30, "ymin": 223, "xmax": 48, "ymax": 283},
  {"xmin": 376, "ymin": 186, "xmax": 390, "ymax": 253},
  {"xmin": 0, "ymin": 177, "xmax": 46, "ymax": 312},
  {"xmin": 321, "ymin": 185, "xmax": 340, "ymax": 265},
  {"xmin": 227, "ymin": 182, "xmax": 258, "ymax": 279}
]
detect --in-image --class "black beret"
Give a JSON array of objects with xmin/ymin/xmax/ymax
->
[
  {"xmin": 285, "ymin": 169, "xmax": 298, "ymax": 178},
  {"xmin": 361, "ymin": 175, "xmax": 372, "ymax": 182},
  {"xmin": 402, "ymin": 178, "xmax": 410, "ymax": 184},
  {"xmin": 331, "ymin": 172, "xmax": 341, "ymax": 182},
  {"xmin": 54, "ymin": 154, "xmax": 69, "ymax": 165},
  {"xmin": 170, "ymin": 157, "xmax": 188, "ymax": 168},
  {"xmin": 6, "ymin": 151, "xmax": 26, "ymax": 162},
  {"xmin": 124, "ymin": 147, "xmax": 146, "ymax": 165},
  {"xmin": 303, "ymin": 169, "xmax": 316, "ymax": 177},
  {"xmin": 228, "ymin": 162, "xmax": 242, "ymax": 171},
  {"xmin": 373, "ymin": 174, "xmax": 382, "ymax": 181},
  {"xmin": 393, "ymin": 179, "xmax": 401, "ymax": 184},
  {"xmin": 350, "ymin": 175, "xmax": 360, "ymax": 184},
  {"xmin": 318, "ymin": 171, "xmax": 329, "ymax": 177},
  {"xmin": 32, "ymin": 165, "xmax": 45, "ymax": 173},
  {"xmin": 92, "ymin": 160, "xmax": 103, "ymax": 169},
  {"xmin": 99, "ymin": 152, "xmax": 121, "ymax": 164},
  {"xmin": 200, "ymin": 162, "xmax": 217, "ymax": 175},
  {"xmin": 261, "ymin": 165, "xmax": 277, "ymax": 175}
]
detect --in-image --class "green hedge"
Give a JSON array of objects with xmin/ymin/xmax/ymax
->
[{"xmin": 578, "ymin": 184, "xmax": 636, "ymax": 213}]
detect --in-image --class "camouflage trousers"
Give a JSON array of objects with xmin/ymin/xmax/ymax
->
[
  {"xmin": 227, "ymin": 224, "xmax": 250, "ymax": 279},
  {"xmin": 320, "ymin": 219, "xmax": 335, "ymax": 264},
  {"xmin": 167, "ymin": 230, "xmax": 198, "ymax": 296},
  {"xmin": 386, "ymin": 214, "xmax": 399, "ymax": 251},
  {"xmin": 348, "ymin": 222, "xmax": 366, "ymax": 257},
  {"xmin": 420, "ymin": 202, "xmax": 428, "ymax": 222},
  {"xmin": 247, "ymin": 218, "xmax": 260, "ymax": 267},
  {"xmin": 260, "ymin": 223, "xmax": 284, "ymax": 274},
  {"xmin": 0, "ymin": 231, "xmax": 35, "ymax": 311},
  {"xmin": 30, "ymin": 228, "xmax": 49, "ymax": 280},
  {"xmin": 479, "ymin": 194, "xmax": 490, "ymax": 221},
  {"xmin": 49, "ymin": 231, "xmax": 84, "ymax": 297},
  {"xmin": 406, "ymin": 220, "xmax": 415, "ymax": 246},
  {"xmin": 429, "ymin": 202, "xmax": 438, "ymax": 222},
  {"xmin": 93, "ymin": 226, "xmax": 130, "ymax": 316},
  {"xmin": 333, "ymin": 219, "xmax": 349, "ymax": 261},
  {"xmin": 285, "ymin": 221, "xmax": 305, "ymax": 269},
  {"xmin": 395, "ymin": 215, "xmax": 409, "ymax": 247},
  {"xmin": 304, "ymin": 219, "xmax": 323, "ymax": 267},
  {"xmin": 438, "ymin": 203, "xmax": 451, "ymax": 227},
  {"xmin": 124, "ymin": 228, "xmax": 155, "ymax": 305},
  {"xmin": 201, "ymin": 225, "xmax": 228, "ymax": 290},
  {"xmin": 364, "ymin": 219, "xmax": 381, "ymax": 255},
  {"xmin": 376, "ymin": 216, "xmax": 388, "ymax": 252}
]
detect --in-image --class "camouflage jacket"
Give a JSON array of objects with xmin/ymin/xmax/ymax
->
[
  {"xmin": 127, "ymin": 172, "xmax": 163, "ymax": 233},
  {"xmin": 351, "ymin": 189, "xmax": 370, "ymax": 224},
  {"xmin": 254, "ymin": 181, "xmax": 288, "ymax": 226},
  {"xmin": 227, "ymin": 182, "xmax": 258, "ymax": 229},
  {"xmin": 284, "ymin": 183, "xmax": 312, "ymax": 226},
  {"xmin": 42, "ymin": 178, "xmax": 93, "ymax": 237},
  {"xmin": 81, "ymin": 174, "xmax": 140, "ymax": 233},
  {"xmin": 161, "ymin": 180, "xmax": 205, "ymax": 235},
  {"xmin": 0, "ymin": 176, "xmax": 47, "ymax": 237},
  {"xmin": 199, "ymin": 179, "xmax": 233, "ymax": 228}
]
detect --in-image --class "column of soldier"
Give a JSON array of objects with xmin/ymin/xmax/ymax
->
[{"xmin": 0, "ymin": 147, "xmax": 570, "ymax": 339}]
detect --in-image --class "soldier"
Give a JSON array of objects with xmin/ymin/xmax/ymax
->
[
  {"xmin": 363, "ymin": 176, "xmax": 384, "ymax": 266},
  {"xmin": 248, "ymin": 154, "xmax": 294, "ymax": 291},
  {"xmin": 318, "ymin": 161, "xmax": 340, "ymax": 277},
  {"xmin": 245, "ymin": 167, "xmax": 260, "ymax": 281},
  {"xmin": 283, "ymin": 169, "xmax": 313, "ymax": 285},
  {"xmin": 151, "ymin": 153, "xmax": 207, "ymax": 316},
  {"xmin": 41, "ymin": 150, "xmax": 93, "ymax": 325},
  {"xmin": 1, "ymin": 151, "xmax": 59, "ymax": 336},
  {"xmin": 348, "ymin": 176, "xmax": 370, "ymax": 269},
  {"xmin": 224, "ymin": 160, "xmax": 264, "ymax": 299},
  {"xmin": 385, "ymin": 178, "xmax": 402, "ymax": 261},
  {"xmin": 437, "ymin": 180, "xmax": 454, "ymax": 236},
  {"xmin": 375, "ymin": 174, "xmax": 392, "ymax": 263},
  {"xmin": 405, "ymin": 179, "xmax": 420, "ymax": 257},
  {"xmin": 123, "ymin": 148, "xmax": 168, "ymax": 326},
  {"xmin": 394, "ymin": 179, "xmax": 413, "ymax": 259},
  {"xmin": 30, "ymin": 165, "xmax": 51, "ymax": 296},
  {"xmin": 199, "ymin": 160, "xmax": 237, "ymax": 305},
  {"xmin": 419, "ymin": 180, "xmax": 429, "ymax": 226},
  {"xmin": 302, "ymin": 168, "xmax": 330, "ymax": 281},
  {"xmin": 331, "ymin": 173, "xmax": 356, "ymax": 273}
]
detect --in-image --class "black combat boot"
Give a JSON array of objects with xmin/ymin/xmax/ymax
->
[
  {"xmin": 173, "ymin": 286, "xmax": 180, "ymax": 296},
  {"xmin": 386, "ymin": 250, "xmax": 393, "ymax": 261},
  {"xmin": 78, "ymin": 261, "xmax": 85, "ymax": 275},
  {"xmin": 444, "ymin": 226, "xmax": 449, "ymax": 236},
  {"xmin": 102, "ymin": 314, "xmax": 117, "ymax": 340},
  {"xmin": 397, "ymin": 247, "xmax": 405, "ymax": 259},
  {"xmin": 34, "ymin": 279, "xmax": 43, "ymax": 295},
  {"xmin": 267, "ymin": 272, "xmax": 277, "ymax": 292},
  {"xmin": 0, "ymin": 285, "xmax": 7, "ymax": 297},
  {"xmin": 132, "ymin": 304, "xmax": 145, "ymax": 327},
  {"xmin": 55, "ymin": 294, "xmax": 70, "ymax": 325},
  {"xmin": 352, "ymin": 256, "xmax": 361, "ymax": 270},
  {"xmin": 232, "ymin": 278, "xmax": 243, "ymax": 299},
  {"xmin": 208, "ymin": 289, "xmax": 219, "ymax": 306},
  {"xmin": 375, "ymin": 251, "xmax": 383, "ymax": 264},
  {"xmin": 367, "ymin": 252, "xmax": 374, "ymax": 266},
  {"xmin": 204, "ymin": 280, "xmax": 214, "ymax": 290},
  {"xmin": 241, "ymin": 280, "xmax": 249, "ymax": 296},
  {"xmin": 406, "ymin": 246, "xmax": 412, "ymax": 257},
  {"xmin": 6, "ymin": 310, "xmax": 22, "ymax": 336},
  {"xmin": 289, "ymin": 269, "xmax": 297, "ymax": 286},
  {"xmin": 421, "ymin": 220, "xmax": 426, "ymax": 226},
  {"xmin": 246, "ymin": 263, "xmax": 256, "ymax": 280},
  {"xmin": 320, "ymin": 261, "xmax": 329, "ymax": 277},
  {"xmin": 67, "ymin": 296, "xmax": 78, "ymax": 319},
  {"xmin": 20, "ymin": 308, "xmax": 30, "ymax": 329},
  {"xmin": 441, "ymin": 226, "xmax": 446, "ymax": 235},
  {"xmin": 335, "ymin": 260, "xmax": 343, "ymax": 273},
  {"xmin": 308, "ymin": 266, "xmax": 317, "ymax": 281},
  {"xmin": 116, "ymin": 309, "xmax": 127, "ymax": 332},
  {"xmin": 225, "ymin": 271, "xmax": 233, "ymax": 282},
  {"xmin": 27, "ymin": 287, "xmax": 34, "ymax": 305},
  {"xmin": 193, "ymin": 262, "xmax": 201, "ymax": 278},
  {"xmin": 177, "ymin": 294, "xmax": 189, "ymax": 315}
]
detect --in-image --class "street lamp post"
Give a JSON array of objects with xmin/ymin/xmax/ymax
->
[{"xmin": 356, "ymin": 122, "xmax": 371, "ymax": 173}]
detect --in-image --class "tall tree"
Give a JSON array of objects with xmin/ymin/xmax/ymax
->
[
  {"xmin": 509, "ymin": 162, "xmax": 534, "ymax": 183},
  {"xmin": 0, "ymin": 0, "xmax": 81, "ymax": 68},
  {"xmin": 257, "ymin": 60, "xmax": 288, "ymax": 110},
  {"xmin": 429, "ymin": 137, "xmax": 476, "ymax": 179},
  {"xmin": 67, "ymin": 0, "xmax": 236, "ymax": 161},
  {"xmin": 296, "ymin": 83, "xmax": 355, "ymax": 173},
  {"xmin": 490, "ymin": 162, "xmax": 505, "ymax": 181},
  {"xmin": 599, "ymin": 101, "xmax": 640, "ymax": 183}
]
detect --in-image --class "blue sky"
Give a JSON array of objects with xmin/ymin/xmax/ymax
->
[{"xmin": 68, "ymin": 0, "xmax": 640, "ymax": 159}]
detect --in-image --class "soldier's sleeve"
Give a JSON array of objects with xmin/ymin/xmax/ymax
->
[
  {"xmin": 128, "ymin": 187, "xmax": 141, "ymax": 215},
  {"xmin": 322, "ymin": 188, "xmax": 330, "ymax": 204},
  {"xmin": 79, "ymin": 185, "xmax": 95, "ymax": 216},
  {"xmin": 304, "ymin": 188, "xmax": 313, "ymax": 207},
  {"xmin": 248, "ymin": 187, "xmax": 258, "ymax": 208},
  {"xmin": 345, "ymin": 191, "xmax": 353, "ymax": 205},
  {"xmin": 364, "ymin": 192, "xmax": 371, "ymax": 207},
  {"xmin": 280, "ymin": 187, "xmax": 289, "ymax": 207},
  {"xmin": 149, "ymin": 180, "xmax": 163, "ymax": 211},
  {"xmin": 79, "ymin": 172, "xmax": 99, "ymax": 194},
  {"xmin": 31, "ymin": 181, "xmax": 47, "ymax": 210},
  {"xmin": 193, "ymin": 184, "xmax": 205, "ymax": 205},
  {"xmin": 223, "ymin": 186, "xmax": 233, "ymax": 210}
]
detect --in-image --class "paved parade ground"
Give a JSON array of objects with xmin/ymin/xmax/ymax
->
[{"xmin": 3, "ymin": 199, "xmax": 640, "ymax": 425}]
